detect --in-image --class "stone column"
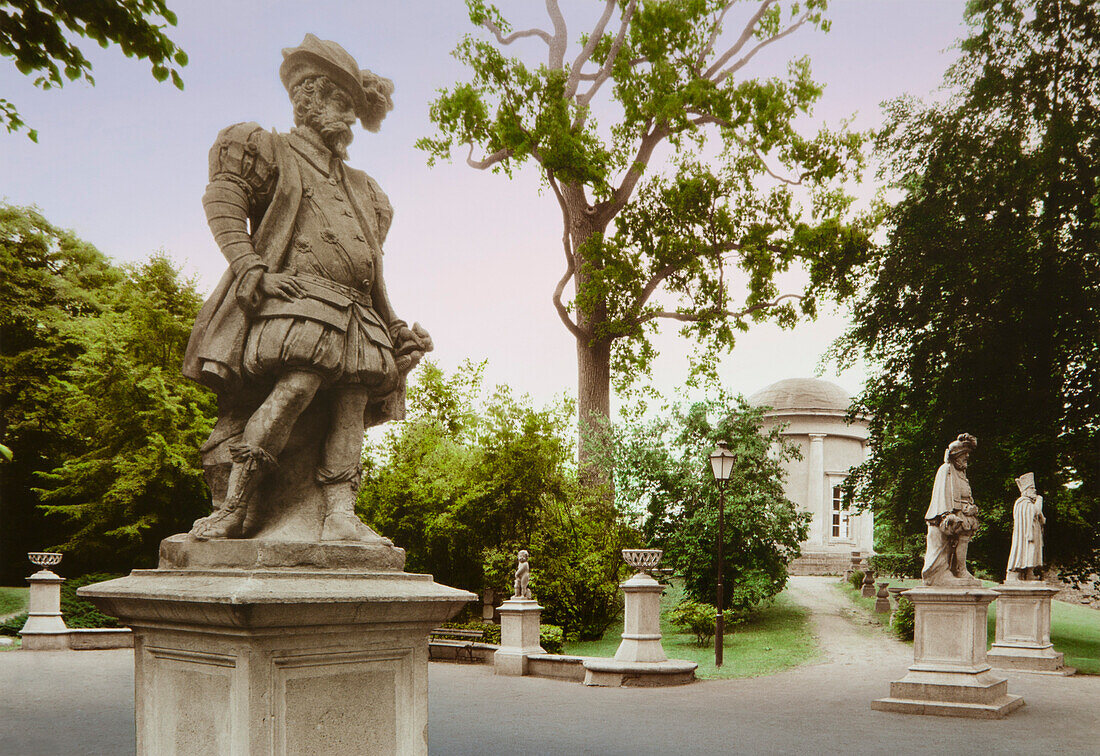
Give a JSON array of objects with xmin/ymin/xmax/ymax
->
[
  {"xmin": 614, "ymin": 571, "xmax": 667, "ymax": 663},
  {"xmin": 494, "ymin": 598, "xmax": 545, "ymax": 676},
  {"xmin": 807, "ymin": 434, "xmax": 827, "ymax": 546},
  {"xmin": 20, "ymin": 563, "xmax": 70, "ymax": 651},
  {"xmin": 80, "ymin": 538, "xmax": 473, "ymax": 756},
  {"xmin": 872, "ymin": 586, "xmax": 1023, "ymax": 719},
  {"xmin": 987, "ymin": 583, "xmax": 1074, "ymax": 675}
]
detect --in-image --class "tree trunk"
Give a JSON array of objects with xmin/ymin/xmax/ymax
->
[{"xmin": 563, "ymin": 182, "xmax": 613, "ymax": 486}]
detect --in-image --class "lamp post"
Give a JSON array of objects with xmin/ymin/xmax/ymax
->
[{"xmin": 709, "ymin": 440, "xmax": 735, "ymax": 667}]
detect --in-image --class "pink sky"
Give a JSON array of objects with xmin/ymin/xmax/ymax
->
[{"xmin": 1, "ymin": 1, "xmax": 969, "ymax": 408}]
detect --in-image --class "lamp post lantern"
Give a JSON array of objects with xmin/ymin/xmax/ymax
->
[{"xmin": 709, "ymin": 440, "xmax": 735, "ymax": 667}]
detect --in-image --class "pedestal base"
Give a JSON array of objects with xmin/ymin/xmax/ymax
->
[
  {"xmin": 872, "ymin": 585, "xmax": 1023, "ymax": 719},
  {"xmin": 614, "ymin": 572, "xmax": 667, "ymax": 663},
  {"xmin": 987, "ymin": 583, "xmax": 1075, "ymax": 675},
  {"xmin": 79, "ymin": 540, "xmax": 473, "ymax": 756},
  {"xmin": 20, "ymin": 569, "xmax": 70, "ymax": 650},
  {"xmin": 494, "ymin": 599, "xmax": 544, "ymax": 676}
]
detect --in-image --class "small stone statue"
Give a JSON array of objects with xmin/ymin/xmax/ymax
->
[
  {"xmin": 513, "ymin": 550, "xmax": 531, "ymax": 599},
  {"xmin": 1006, "ymin": 472, "xmax": 1045, "ymax": 581},
  {"xmin": 922, "ymin": 433, "xmax": 980, "ymax": 586},
  {"xmin": 182, "ymin": 35, "xmax": 432, "ymax": 543}
]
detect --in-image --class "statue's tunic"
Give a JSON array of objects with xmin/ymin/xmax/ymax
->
[
  {"xmin": 183, "ymin": 123, "xmax": 405, "ymax": 424},
  {"xmin": 1006, "ymin": 494, "xmax": 1044, "ymax": 571}
]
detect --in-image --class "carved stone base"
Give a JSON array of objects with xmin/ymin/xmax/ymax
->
[
  {"xmin": 614, "ymin": 572, "xmax": 668, "ymax": 663},
  {"xmin": 582, "ymin": 658, "xmax": 698, "ymax": 687},
  {"xmin": 988, "ymin": 583, "xmax": 1075, "ymax": 675},
  {"xmin": 79, "ymin": 555, "xmax": 473, "ymax": 755},
  {"xmin": 872, "ymin": 586, "xmax": 1024, "ymax": 719},
  {"xmin": 494, "ymin": 599, "xmax": 544, "ymax": 676},
  {"xmin": 19, "ymin": 569, "xmax": 70, "ymax": 650},
  {"xmin": 159, "ymin": 533, "xmax": 405, "ymax": 571}
]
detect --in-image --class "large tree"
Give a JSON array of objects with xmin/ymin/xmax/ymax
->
[
  {"xmin": 834, "ymin": 0, "xmax": 1100, "ymax": 582},
  {"xmin": 420, "ymin": 0, "xmax": 869, "ymax": 472},
  {"xmin": 1, "ymin": 0, "xmax": 187, "ymax": 140}
]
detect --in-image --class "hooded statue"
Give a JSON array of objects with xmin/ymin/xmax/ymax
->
[
  {"xmin": 922, "ymin": 433, "xmax": 980, "ymax": 586},
  {"xmin": 1006, "ymin": 472, "xmax": 1045, "ymax": 580}
]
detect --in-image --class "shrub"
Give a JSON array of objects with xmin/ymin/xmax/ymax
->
[
  {"xmin": 848, "ymin": 569, "xmax": 865, "ymax": 591},
  {"xmin": 540, "ymin": 624, "xmax": 564, "ymax": 654},
  {"xmin": 892, "ymin": 596, "xmax": 915, "ymax": 641},
  {"xmin": 61, "ymin": 573, "xmax": 123, "ymax": 628},
  {"xmin": 868, "ymin": 553, "xmax": 922, "ymax": 579},
  {"xmin": 0, "ymin": 613, "xmax": 28, "ymax": 636},
  {"xmin": 438, "ymin": 620, "xmax": 500, "ymax": 645},
  {"xmin": 669, "ymin": 598, "xmax": 717, "ymax": 646}
]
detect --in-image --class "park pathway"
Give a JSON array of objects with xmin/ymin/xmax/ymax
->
[{"xmin": 784, "ymin": 575, "xmax": 911, "ymax": 669}]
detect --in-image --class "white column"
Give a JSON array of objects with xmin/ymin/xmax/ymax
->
[{"xmin": 808, "ymin": 434, "xmax": 827, "ymax": 546}]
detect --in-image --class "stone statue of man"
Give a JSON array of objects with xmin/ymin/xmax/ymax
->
[
  {"xmin": 182, "ymin": 35, "xmax": 431, "ymax": 542},
  {"xmin": 922, "ymin": 433, "xmax": 980, "ymax": 586},
  {"xmin": 513, "ymin": 550, "xmax": 531, "ymax": 599},
  {"xmin": 1006, "ymin": 472, "xmax": 1045, "ymax": 581}
]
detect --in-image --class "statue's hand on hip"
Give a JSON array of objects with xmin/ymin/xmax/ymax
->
[{"xmin": 259, "ymin": 272, "xmax": 307, "ymax": 301}]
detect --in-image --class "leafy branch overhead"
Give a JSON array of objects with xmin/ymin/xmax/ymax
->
[
  {"xmin": 420, "ymin": 0, "xmax": 870, "ymax": 396},
  {"xmin": 0, "ymin": 0, "xmax": 187, "ymax": 140}
]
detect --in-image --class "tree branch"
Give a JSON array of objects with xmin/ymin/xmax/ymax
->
[
  {"xmin": 565, "ymin": 0, "xmax": 617, "ymax": 99},
  {"xmin": 466, "ymin": 143, "xmax": 513, "ymax": 170},
  {"xmin": 713, "ymin": 12, "xmax": 811, "ymax": 84},
  {"xmin": 703, "ymin": 0, "xmax": 776, "ymax": 80},
  {"xmin": 482, "ymin": 19, "xmax": 552, "ymax": 47},
  {"xmin": 573, "ymin": 0, "xmax": 638, "ymax": 117},
  {"xmin": 633, "ymin": 294, "xmax": 803, "ymax": 326},
  {"xmin": 546, "ymin": 168, "xmax": 585, "ymax": 339},
  {"xmin": 545, "ymin": 0, "xmax": 569, "ymax": 70},
  {"xmin": 686, "ymin": 112, "xmax": 806, "ymax": 185},
  {"xmin": 600, "ymin": 120, "xmax": 666, "ymax": 222},
  {"xmin": 696, "ymin": 2, "xmax": 735, "ymax": 70}
]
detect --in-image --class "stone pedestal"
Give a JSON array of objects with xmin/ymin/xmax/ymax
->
[
  {"xmin": 874, "ymin": 582, "xmax": 892, "ymax": 613},
  {"xmin": 79, "ymin": 538, "xmax": 473, "ymax": 756},
  {"xmin": 861, "ymin": 570, "xmax": 877, "ymax": 598},
  {"xmin": 872, "ymin": 586, "xmax": 1024, "ymax": 719},
  {"xmin": 987, "ymin": 583, "xmax": 1074, "ymax": 675},
  {"xmin": 493, "ymin": 598, "xmax": 544, "ymax": 676},
  {"xmin": 20, "ymin": 568, "xmax": 70, "ymax": 650},
  {"xmin": 614, "ymin": 571, "xmax": 667, "ymax": 663}
]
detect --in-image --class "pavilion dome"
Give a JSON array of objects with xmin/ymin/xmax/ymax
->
[{"xmin": 747, "ymin": 377, "xmax": 852, "ymax": 413}]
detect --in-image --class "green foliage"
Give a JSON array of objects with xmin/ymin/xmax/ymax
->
[
  {"xmin": 848, "ymin": 569, "xmax": 864, "ymax": 591},
  {"xmin": 360, "ymin": 360, "xmax": 639, "ymax": 641},
  {"xmin": 669, "ymin": 598, "xmax": 716, "ymax": 646},
  {"xmin": 60, "ymin": 573, "xmax": 123, "ymax": 628},
  {"xmin": 612, "ymin": 390, "xmax": 809, "ymax": 613},
  {"xmin": 437, "ymin": 621, "xmax": 501, "ymax": 645},
  {"xmin": 0, "ymin": 612, "xmax": 27, "ymax": 636},
  {"xmin": 539, "ymin": 624, "xmax": 564, "ymax": 654},
  {"xmin": 0, "ymin": 204, "xmax": 123, "ymax": 583},
  {"xmin": 0, "ymin": 0, "xmax": 187, "ymax": 140},
  {"xmin": 868, "ymin": 552, "xmax": 921, "ymax": 579},
  {"xmin": 34, "ymin": 254, "xmax": 215, "ymax": 573},
  {"xmin": 833, "ymin": 0, "xmax": 1100, "ymax": 579},
  {"xmin": 892, "ymin": 596, "xmax": 914, "ymax": 641},
  {"xmin": 421, "ymin": 1, "xmax": 871, "ymax": 449}
]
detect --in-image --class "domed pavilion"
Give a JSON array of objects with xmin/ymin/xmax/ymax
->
[{"xmin": 748, "ymin": 378, "xmax": 873, "ymax": 575}]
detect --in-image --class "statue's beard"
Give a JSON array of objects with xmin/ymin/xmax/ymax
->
[
  {"xmin": 318, "ymin": 119, "xmax": 353, "ymax": 160},
  {"xmin": 304, "ymin": 109, "xmax": 353, "ymax": 160}
]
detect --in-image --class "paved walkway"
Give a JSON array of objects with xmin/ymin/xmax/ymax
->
[{"xmin": 2, "ymin": 578, "xmax": 1098, "ymax": 755}]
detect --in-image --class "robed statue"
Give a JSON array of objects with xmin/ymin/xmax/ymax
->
[
  {"xmin": 922, "ymin": 433, "xmax": 981, "ymax": 586},
  {"xmin": 182, "ymin": 35, "xmax": 431, "ymax": 543},
  {"xmin": 1006, "ymin": 472, "xmax": 1045, "ymax": 581}
]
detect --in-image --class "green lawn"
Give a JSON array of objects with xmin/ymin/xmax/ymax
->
[
  {"xmin": 0, "ymin": 587, "xmax": 28, "ymax": 617},
  {"xmin": 564, "ymin": 578, "xmax": 820, "ymax": 679},
  {"xmin": 835, "ymin": 579, "xmax": 1100, "ymax": 675}
]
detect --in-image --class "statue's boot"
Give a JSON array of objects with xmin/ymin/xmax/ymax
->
[
  {"xmin": 190, "ymin": 446, "xmax": 271, "ymax": 540},
  {"xmin": 952, "ymin": 535, "xmax": 977, "ymax": 581},
  {"xmin": 320, "ymin": 482, "xmax": 392, "ymax": 544}
]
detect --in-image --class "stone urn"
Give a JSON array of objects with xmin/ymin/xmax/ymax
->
[
  {"xmin": 874, "ymin": 582, "xmax": 891, "ymax": 613},
  {"xmin": 622, "ymin": 548, "xmax": 663, "ymax": 574}
]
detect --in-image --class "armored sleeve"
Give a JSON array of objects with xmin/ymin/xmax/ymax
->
[
  {"xmin": 365, "ymin": 175, "xmax": 394, "ymax": 246},
  {"xmin": 202, "ymin": 123, "xmax": 278, "ymax": 278}
]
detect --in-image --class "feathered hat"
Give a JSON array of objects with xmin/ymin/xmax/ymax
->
[{"xmin": 943, "ymin": 432, "xmax": 978, "ymax": 462}]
